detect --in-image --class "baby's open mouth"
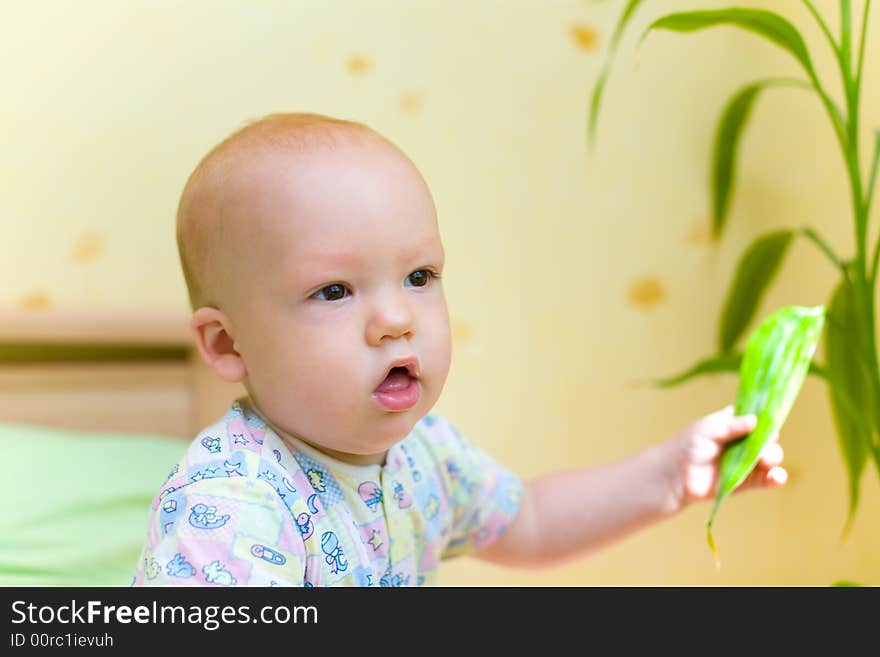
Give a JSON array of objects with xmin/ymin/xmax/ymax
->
[
  {"xmin": 375, "ymin": 367, "xmax": 414, "ymax": 393},
  {"xmin": 372, "ymin": 362, "xmax": 421, "ymax": 411}
]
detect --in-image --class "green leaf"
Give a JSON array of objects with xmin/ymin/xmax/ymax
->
[
  {"xmin": 865, "ymin": 130, "xmax": 879, "ymax": 218},
  {"xmin": 825, "ymin": 275, "xmax": 872, "ymax": 536},
  {"xmin": 588, "ymin": 70, "xmax": 610, "ymax": 147},
  {"xmin": 712, "ymin": 83, "xmax": 765, "ymax": 239},
  {"xmin": 712, "ymin": 79, "xmax": 813, "ymax": 240},
  {"xmin": 587, "ymin": 0, "xmax": 647, "ymax": 146},
  {"xmin": 642, "ymin": 9, "xmax": 815, "ymax": 78},
  {"xmin": 647, "ymin": 351, "xmax": 826, "ymax": 388},
  {"xmin": 648, "ymin": 353, "xmax": 743, "ymax": 388},
  {"xmin": 718, "ymin": 230, "xmax": 795, "ymax": 353},
  {"xmin": 708, "ymin": 305, "xmax": 826, "ymax": 566},
  {"xmin": 608, "ymin": 0, "xmax": 646, "ymax": 50}
]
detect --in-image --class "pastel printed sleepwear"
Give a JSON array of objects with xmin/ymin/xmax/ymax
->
[{"xmin": 132, "ymin": 397, "xmax": 522, "ymax": 586}]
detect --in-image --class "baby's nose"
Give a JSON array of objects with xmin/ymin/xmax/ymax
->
[{"xmin": 366, "ymin": 291, "xmax": 415, "ymax": 344}]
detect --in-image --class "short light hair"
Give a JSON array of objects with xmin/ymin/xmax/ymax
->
[{"xmin": 176, "ymin": 112, "xmax": 386, "ymax": 310}]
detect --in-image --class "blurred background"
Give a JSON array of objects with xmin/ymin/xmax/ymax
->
[{"xmin": 1, "ymin": 0, "xmax": 878, "ymax": 585}]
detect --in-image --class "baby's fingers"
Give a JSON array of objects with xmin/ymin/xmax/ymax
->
[
  {"xmin": 740, "ymin": 437, "xmax": 787, "ymax": 490},
  {"xmin": 759, "ymin": 436, "xmax": 783, "ymax": 469},
  {"xmin": 695, "ymin": 404, "xmax": 757, "ymax": 444},
  {"xmin": 742, "ymin": 463, "xmax": 788, "ymax": 489}
]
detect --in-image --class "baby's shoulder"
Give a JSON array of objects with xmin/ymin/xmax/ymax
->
[
  {"xmin": 154, "ymin": 403, "xmax": 290, "ymax": 501},
  {"xmin": 403, "ymin": 412, "xmax": 472, "ymax": 461},
  {"xmin": 410, "ymin": 412, "xmax": 455, "ymax": 440}
]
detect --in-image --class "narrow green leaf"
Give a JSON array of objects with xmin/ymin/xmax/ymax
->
[
  {"xmin": 713, "ymin": 79, "xmax": 813, "ymax": 240},
  {"xmin": 801, "ymin": 226, "xmax": 847, "ymax": 276},
  {"xmin": 825, "ymin": 276, "xmax": 872, "ymax": 536},
  {"xmin": 647, "ymin": 352, "xmax": 826, "ymax": 388},
  {"xmin": 712, "ymin": 83, "xmax": 765, "ymax": 239},
  {"xmin": 587, "ymin": 0, "xmax": 647, "ymax": 146},
  {"xmin": 609, "ymin": 0, "xmax": 646, "ymax": 51},
  {"xmin": 642, "ymin": 9, "xmax": 815, "ymax": 78},
  {"xmin": 588, "ymin": 69, "xmax": 610, "ymax": 147},
  {"xmin": 718, "ymin": 230, "xmax": 795, "ymax": 353},
  {"xmin": 802, "ymin": 1, "xmax": 841, "ymax": 58},
  {"xmin": 648, "ymin": 353, "xmax": 743, "ymax": 388},
  {"xmin": 865, "ymin": 130, "xmax": 879, "ymax": 219}
]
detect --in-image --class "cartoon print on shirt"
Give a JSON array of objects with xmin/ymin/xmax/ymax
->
[
  {"xmin": 307, "ymin": 469, "xmax": 326, "ymax": 492},
  {"xmin": 352, "ymin": 567, "xmax": 373, "ymax": 587},
  {"xmin": 190, "ymin": 467, "xmax": 220, "ymax": 483},
  {"xmin": 188, "ymin": 503, "xmax": 231, "ymax": 529},
  {"xmin": 379, "ymin": 565, "xmax": 409, "ymax": 587},
  {"xmin": 143, "ymin": 556, "xmax": 160, "ymax": 580},
  {"xmin": 446, "ymin": 459, "xmax": 478, "ymax": 495},
  {"xmin": 202, "ymin": 560, "xmax": 236, "ymax": 586},
  {"xmin": 358, "ymin": 481, "xmax": 383, "ymax": 512},
  {"xmin": 251, "ymin": 544, "xmax": 287, "ymax": 566},
  {"xmin": 159, "ymin": 491, "xmax": 183, "ymax": 535},
  {"xmin": 320, "ymin": 531, "xmax": 348, "ymax": 574},
  {"xmin": 296, "ymin": 512, "xmax": 314, "ymax": 540},
  {"xmin": 166, "ymin": 553, "xmax": 196, "ymax": 578},
  {"xmin": 400, "ymin": 443, "xmax": 421, "ymax": 482},
  {"xmin": 164, "ymin": 464, "xmax": 179, "ymax": 483},
  {"xmin": 307, "ymin": 493, "xmax": 321, "ymax": 515},
  {"xmin": 200, "ymin": 436, "xmax": 221, "ymax": 453},
  {"xmin": 134, "ymin": 397, "xmax": 523, "ymax": 587},
  {"xmin": 272, "ymin": 449, "xmax": 282, "ymax": 463},
  {"xmin": 392, "ymin": 481, "xmax": 412, "ymax": 509},
  {"xmin": 423, "ymin": 494, "xmax": 440, "ymax": 520},
  {"xmin": 366, "ymin": 529, "xmax": 383, "ymax": 551},
  {"xmin": 232, "ymin": 432, "xmax": 248, "ymax": 446}
]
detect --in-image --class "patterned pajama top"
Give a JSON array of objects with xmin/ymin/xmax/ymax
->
[{"xmin": 132, "ymin": 397, "xmax": 522, "ymax": 586}]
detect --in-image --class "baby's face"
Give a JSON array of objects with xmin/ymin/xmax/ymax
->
[{"xmin": 222, "ymin": 140, "xmax": 451, "ymax": 464}]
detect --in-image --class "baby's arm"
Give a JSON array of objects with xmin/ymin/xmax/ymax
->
[{"xmin": 475, "ymin": 405, "xmax": 786, "ymax": 568}]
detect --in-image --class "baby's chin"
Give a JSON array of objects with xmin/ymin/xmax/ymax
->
[
  {"xmin": 344, "ymin": 422, "xmax": 420, "ymax": 460},
  {"xmin": 289, "ymin": 413, "xmax": 420, "ymax": 466}
]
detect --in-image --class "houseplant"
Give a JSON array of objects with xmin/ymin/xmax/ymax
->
[{"xmin": 589, "ymin": 1, "xmax": 879, "ymax": 537}]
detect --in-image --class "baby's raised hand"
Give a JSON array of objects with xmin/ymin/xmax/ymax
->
[{"xmin": 662, "ymin": 404, "xmax": 787, "ymax": 511}]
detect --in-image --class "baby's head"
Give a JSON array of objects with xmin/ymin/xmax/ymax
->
[{"xmin": 177, "ymin": 113, "xmax": 452, "ymax": 465}]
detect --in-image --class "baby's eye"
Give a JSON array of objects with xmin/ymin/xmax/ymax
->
[
  {"xmin": 312, "ymin": 283, "xmax": 349, "ymax": 301},
  {"xmin": 405, "ymin": 270, "xmax": 439, "ymax": 288}
]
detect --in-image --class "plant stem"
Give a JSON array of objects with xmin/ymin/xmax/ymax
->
[
  {"xmin": 801, "ymin": 226, "xmax": 849, "ymax": 279},
  {"xmin": 837, "ymin": 3, "xmax": 866, "ymax": 270},
  {"xmin": 807, "ymin": 74, "xmax": 850, "ymax": 168},
  {"xmin": 841, "ymin": 1, "xmax": 852, "ymax": 65},
  {"xmin": 836, "ymin": 2, "xmax": 880, "ymax": 460},
  {"xmin": 803, "ymin": 1, "xmax": 841, "ymax": 56},
  {"xmin": 856, "ymin": 0, "xmax": 872, "ymax": 92},
  {"xmin": 869, "ymin": 135, "xmax": 880, "ymax": 283}
]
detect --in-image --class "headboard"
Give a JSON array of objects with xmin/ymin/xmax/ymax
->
[{"xmin": 0, "ymin": 310, "xmax": 244, "ymax": 437}]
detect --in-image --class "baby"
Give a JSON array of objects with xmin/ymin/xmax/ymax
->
[{"xmin": 132, "ymin": 112, "xmax": 786, "ymax": 586}]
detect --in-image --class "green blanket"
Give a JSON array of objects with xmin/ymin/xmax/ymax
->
[{"xmin": 0, "ymin": 422, "xmax": 186, "ymax": 586}]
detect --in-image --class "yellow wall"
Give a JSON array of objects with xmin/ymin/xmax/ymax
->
[{"xmin": 2, "ymin": 0, "xmax": 878, "ymax": 585}]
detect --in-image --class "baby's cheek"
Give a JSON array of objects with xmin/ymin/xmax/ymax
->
[{"xmin": 431, "ymin": 319, "xmax": 453, "ymax": 378}]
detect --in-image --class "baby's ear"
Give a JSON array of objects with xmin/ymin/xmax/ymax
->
[{"xmin": 190, "ymin": 307, "xmax": 247, "ymax": 383}]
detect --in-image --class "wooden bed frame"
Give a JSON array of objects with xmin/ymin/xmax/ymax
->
[{"xmin": 0, "ymin": 310, "xmax": 244, "ymax": 437}]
